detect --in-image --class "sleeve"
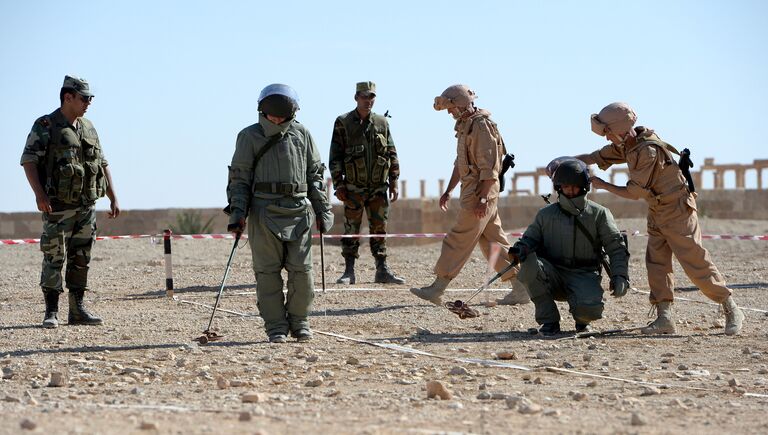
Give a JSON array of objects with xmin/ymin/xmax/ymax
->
[
  {"xmin": 328, "ymin": 117, "xmax": 346, "ymax": 190},
  {"xmin": 471, "ymin": 119, "xmax": 500, "ymax": 181},
  {"xmin": 226, "ymin": 130, "xmax": 256, "ymax": 223},
  {"xmin": 515, "ymin": 211, "xmax": 544, "ymax": 253},
  {"xmin": 625, "ymin": 145, "xmax": 658, "ymax": 200},
  {"xmin": 588, "ymin": 143, "xmax": 626, "ymax": 171},
  {"xmin": 385, "ymin": 122, "xmax": 400, "ymax": 185},
  {"xmin": 306, "ymin": 130, "xmax": 332, "ymax": 214},
  {"xmin": 597, "ymin": 208, "xmax": 629, "ymax": 278},
  {"xmin": 92, "ymin": 128, "xmax": 108, "ymax": 167},
  {"xmin": 20, "ymin": 117, "xmax": 50, "ymax": 166}
]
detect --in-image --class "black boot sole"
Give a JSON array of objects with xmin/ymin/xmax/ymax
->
[
  {"xmin": 374, "ymin": 275, "xmax": 405, "ymax": 284},
  {"xmin": 68, "ymin": 319, "xmax": 103, "ymax": 326}
]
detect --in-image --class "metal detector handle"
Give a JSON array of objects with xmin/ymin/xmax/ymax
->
[
  {"xmin": 205, "ymin": 232, "xmax": 241, "ymax": 332},
  {"xmin": 486, "ymin": 260, "xmax": 519, "ymax": 287},
  {"xmin": 319, "ymin": 230, "xmax": 326, "ymax": 293},
  {"xmin": 465, "ymin": 259, "xmax": 520, "ymax": 303}
]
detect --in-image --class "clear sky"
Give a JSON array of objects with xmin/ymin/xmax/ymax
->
[{"xmin": 2, "ymin": 0, "xmax": 767, "ymax": 212}]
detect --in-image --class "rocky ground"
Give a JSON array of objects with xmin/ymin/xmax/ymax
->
[{"xmin": 1, "ymin": 217, "xmax": 768, "ymax": 435}]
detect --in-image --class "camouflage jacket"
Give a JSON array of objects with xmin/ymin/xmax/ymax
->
[
  {"xmin": 20, "ymin": 108, "xmax": 108, "ymax": 209},
  {"xmin": 328, "ymin": 110, "xmax": 400, "ymax": 193}
]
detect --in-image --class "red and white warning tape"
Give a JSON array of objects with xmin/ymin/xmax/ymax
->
[{"xmin": 3, "ymin": 231, "xmax": 768, "ymax": 245}]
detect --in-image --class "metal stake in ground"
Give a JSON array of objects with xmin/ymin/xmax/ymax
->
[
  {"xmin": 446, "ymin": 260, "xmax": 519, "ymax": 319},
  {"xmin": 319, "ymin": 230, "xmax": 326, "ymax": 293},
  {"xmin": 163, "ymin": 229, "xmax": 174, "ymax": 298},
  {"xmin": 195, "ymin": 232, "xmax": 241, "ymax": 344}
]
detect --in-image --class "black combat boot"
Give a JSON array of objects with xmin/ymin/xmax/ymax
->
[
  {"xmin": 336, "ymin": 257, "xmax": 356, "ymax": 284},
  {"xmin": 374, "ymin": 257, "xmax": 405, "ymax": 284},
  {"xmin": 538, "ymin": 322, "xmax": 561, "ymax": 336},
  {"xmin": 42, "ymin": 291, "xmax": 60, "ymax": 329},
  {"xmin": 68, "ymin": 290, "xmax": 103, "ymax": 325}
]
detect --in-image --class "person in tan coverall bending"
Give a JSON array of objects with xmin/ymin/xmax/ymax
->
[
  {"xmin": 410, "ymin": 84, "xmax": 529, "ymax": 306},
  {"xmin": 575, "ymin": 102, "xmax": 744, "ymax": 335}
]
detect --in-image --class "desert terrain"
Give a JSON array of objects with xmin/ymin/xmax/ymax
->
[{"xmin": 1, "ymin": 217, "xmax": 767, "ymax": 434}]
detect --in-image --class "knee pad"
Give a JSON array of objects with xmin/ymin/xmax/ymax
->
[
  {"xmin": 256, "ymin": 272, "xmax": 284, "ymax": 294},
  {"xmin": 570, "ymin": 303, "xmax": 604, "ymax": 323},
  {"xmin": 517, "ymin": 257, "xmax": 538, "ymax": 286}
]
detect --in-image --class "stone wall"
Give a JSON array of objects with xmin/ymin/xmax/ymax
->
[{"xmin": 3, "ymin": 189, "xmax": 767, "ymax": 241}]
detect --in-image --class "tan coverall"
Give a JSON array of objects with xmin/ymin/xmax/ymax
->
[
  {"xmin": 434, "ymin": 110, "xmax": 517, "ymax": 281},
  {"xmin": 584, "ymin": 127, "xmax": 731, "ymax": 304}
]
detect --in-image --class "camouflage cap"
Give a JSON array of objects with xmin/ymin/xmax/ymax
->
[
  {"xmin": 356, "ymin": 81, "xmax": 376, "ymax": 96},
  {"xmin": 62, "ymin": 75, "xmax": 94, "ymax": 97}
]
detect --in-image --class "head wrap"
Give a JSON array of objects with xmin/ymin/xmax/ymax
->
[
  {"xmin": 590, "ymin": 102, "xmax": 637, "ymax": 136},
  {"xmin": 434, "ymin": 84, "xmax": 476, "ymax": 111}
]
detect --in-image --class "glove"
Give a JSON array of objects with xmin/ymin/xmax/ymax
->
[
  {"xmin": 227, "ymin": 216, "xmax": 245, "ymax": 234},
  {"xmin": 508, "ymin": 244, "xmax": 529, "ymax": 264},
  {"xmin": 610, "ymin": 275, "xmax": 629, "ymax": 297},
  {"xmin": 316, "ymin": 209, "xmax": 334, "ymax": 233}
]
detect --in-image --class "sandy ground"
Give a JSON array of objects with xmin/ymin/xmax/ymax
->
[{"xmin": 1, "ymin": 217, "xmax": 768, "ymax": 435}]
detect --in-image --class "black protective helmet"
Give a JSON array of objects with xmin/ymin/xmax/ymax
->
[
  {"xmin": 550, "ymin": 158, "xmax": 590, "ymax": 194},
  {"xmin": 257, "ymin": 84, "xmax": 299, "ymax": 118}
]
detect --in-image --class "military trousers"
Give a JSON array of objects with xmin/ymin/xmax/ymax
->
[
  {"xmin": 433, "ymin": 199, "xmax": 517, "ymax": 282},
  {"xmin": 249, "ymin": 198, "xmax": 315, "ymax": 336},
  {"xmin": 341, "ymin": 189, "xmax": 389, "ymax": 260},
  {"xmin": 39, "ymin": 206, "xmax": 97, "ymax": 294},
  {"xmin": 518, "ymin": 253, "xmax": 604, "ymax": 325},
  {"xmin": 645, "ymin": 192, "xmax": 731, "ymax": 304}
]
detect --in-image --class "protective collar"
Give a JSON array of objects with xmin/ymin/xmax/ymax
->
[
  {"xmin": 259, "ymin": 113, "xmax": 293, "ymax": 137},
  {"xmin": 558, "ymin": 192, "xmax": 587, "ymax": 216}
]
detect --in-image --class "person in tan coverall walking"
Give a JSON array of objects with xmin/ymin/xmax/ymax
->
[
  {"xmin": 410, "ymin": 84, "xmax": 529, "ymax": 306},
  {"xmin": 576, "ymin": 102, "xmax": 744, "ymax": 335}
]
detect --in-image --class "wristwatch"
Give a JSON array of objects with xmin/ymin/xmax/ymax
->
[{"xmin": 479, "ymin": 197, "xmax": 488, "ymax": 204}]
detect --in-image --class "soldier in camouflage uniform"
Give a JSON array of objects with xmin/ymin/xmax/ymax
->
[
  {"xmin": 227, "ymin": 84, "xmax": 333, "ymax": 343},
  {"xmin": 329, "ymin": 82, "xmax": 405, "ymax": 285},
  {"xmin": 21, "ymin": 75, "xmax": 119, "ymax": 329}
]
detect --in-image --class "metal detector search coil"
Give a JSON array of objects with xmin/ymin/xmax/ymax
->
[{"xmin": 445, "ymin": 300, "xmax": 480, "ymax": 319}]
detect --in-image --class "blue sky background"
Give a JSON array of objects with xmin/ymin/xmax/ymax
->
[{"xmin": 2, "ymin": 0, "xmax": 767, "ymax": 212}]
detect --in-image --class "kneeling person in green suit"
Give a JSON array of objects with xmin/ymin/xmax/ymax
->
[
  {"xmin": 509, "ymin": 158, "xmax": 629, "ymax": 336},
  {"xmin": 227, "ymin": 84, "xmax": 334, "ymax": 343}
]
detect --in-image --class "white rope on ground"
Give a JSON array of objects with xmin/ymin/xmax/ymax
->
[
  {"xmin": 318, "ymin": 331, "xmax": 763, "ymax": 395},
  {"xmin": 177, "ymin": 299, "xmax": 258, "ymax": 317},
  {"xmin": 545, "ymin": 367, "xmax": 716, "ymax": 392},
  {"xmin": 167, "ymin": 288, "xmax": 511, "ymax": 301},
  {"xmin": 173, "ymin": 300, "xmax": 768, "ymax": 400},
  {"xmin": 314, "ymin": 330, "xmax": 531, "ymax": 371},
  {"xmin": 631, "ymin": 288, "xmax": 768, "ymax": 314}
]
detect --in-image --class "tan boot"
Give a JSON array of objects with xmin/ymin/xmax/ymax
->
[
  {"xmin": 410, "ymin": 277, "xmax": 451, "ymax": 305},
  {"xmin": 721, "ymin": 296, "xmax": 744, "ymax": 336},
  {"xmin": 640, "ymin": 301, "xmax": 676, "ymax": 335},
  {"xmin": 496, "ymin": 279, "xmax": 531, "ymax": 305}
]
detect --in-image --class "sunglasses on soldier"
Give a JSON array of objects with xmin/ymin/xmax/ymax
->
[{"xmin": 79, "ymin": 94, "xmax": 94, "ymax": 103}]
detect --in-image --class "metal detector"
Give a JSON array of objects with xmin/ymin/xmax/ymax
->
[
  {"xmin": 195, "ymin": 232, "xmax": 241, "ymax": 344},
  {"xmin": 445, "ymin": 260, "xmax": 519, "ymax": 319}
]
